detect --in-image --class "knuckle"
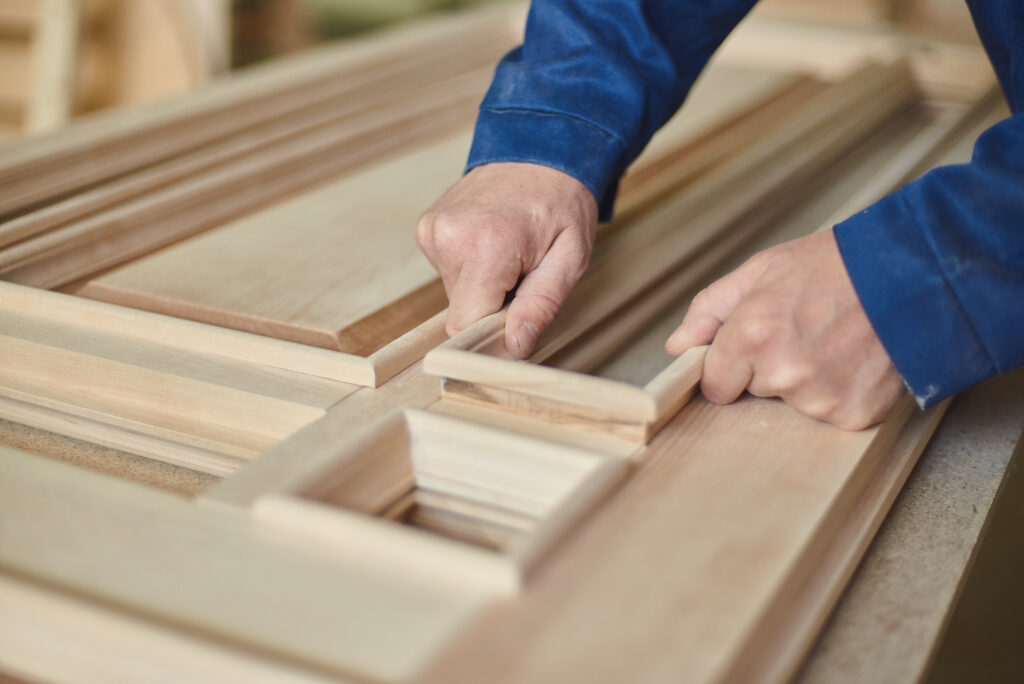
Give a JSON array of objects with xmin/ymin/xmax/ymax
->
[{"xmin": 736, "ymin": 315, "xmax": 773, "ymax": 349}]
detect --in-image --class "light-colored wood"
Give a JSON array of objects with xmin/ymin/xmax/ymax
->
[
  {"xmin": 72, "ymin": 130, "xmax": 472, "ymax": 352},
  {"xmin": 253, "ymin": 409, "xmax": 626, "ymax": 593},
  {"xmin": 26, "ymin": 0, "xmax": 80, "ymax": 134},
  {"xmin": 0, "ymin": 93, "xmax": 479, "ymax": 287},
  {"xmin": 0, "ymin": 281, "xmax": 376, "ymax": 385},
  {"xmin": 425, "ymin": 61, "xmax": 917, "ymax": 442},
  {"xmin": 417, "ymin": 395, "xmax": 924, "ymax": 683},
  {"xmin": 0, "ymin": 1, "xmax": 524, "ymax": 215},
  {"xmin": 0, "ymin": 304, "xmax": 357, "ymax": 473},
  {"xmin": 0, "ymin": 445, "xmax": 492, "ymax": 683},
  {"xmin": 0, "ymin": 572, "xmax": 339, "ymax": 684},
  {"xmin": 0, "ymin": 66, "xmax": 491, "ymax": 250},
  {"xmin": 726, "ymin": 397, "xmax": 952, "ymax": 683},
  {"xmin": 0, "ymin": 394, "xmax": 245, "ymax": 476},
  {"xmin": 66, "ymin": 64, "xmax": 799, "ymax": 359}
]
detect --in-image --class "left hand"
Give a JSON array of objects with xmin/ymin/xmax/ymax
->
[{"xmin": 665, "ymin": 229, "xmax": 905, "ymax": 430}]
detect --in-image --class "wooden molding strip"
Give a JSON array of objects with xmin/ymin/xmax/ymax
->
[
  {"xmin": 0, "ymin": 281, "xmax": 376, "ymax": 385},
  {"xmin": 0, "ymin": 2, "xmax": 524, "ymax": 216},
  {"xmin": 425, "ymin": 60, "xmax": 918, "ymax": 442}
]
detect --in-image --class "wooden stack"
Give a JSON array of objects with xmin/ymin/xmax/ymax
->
[{"xmin": 0, "ymin": 3, "xmax": 1005, "ymax": 682}]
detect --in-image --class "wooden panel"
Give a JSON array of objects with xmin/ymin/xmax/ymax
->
[
  {"xmin": 254, "ymin": 410, "xmax": 626, "ymax": 594},
  {"xmin": 418, "ymin": 396, "xmax": 947, "ymax": 683},
  {"xmin": 0, "ymin": 446, "xmax": 491, "ymax": 682},
  {"xmin": 75, "ymin": 130, "xmax": 469, "ymax": 354},
  {"xmin": 0, "ymin": 303, "xmax": 359, "ymax": 474}
]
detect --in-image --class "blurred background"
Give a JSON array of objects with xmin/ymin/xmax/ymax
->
[{"xmin": 0, "ymin": 0, "xmax": 976, "ymax": 142}]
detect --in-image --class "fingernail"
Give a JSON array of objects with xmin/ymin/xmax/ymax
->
[{"xmin": 514, "ymin": 322, "xmax": 539, "ymax": 358}]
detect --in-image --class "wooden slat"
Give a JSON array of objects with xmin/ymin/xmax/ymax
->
[
  {"xmin": 71, "ymin": 130, "xmax": 471, "ymax": 353},
  {"xmin": 0, "ymin": 2, "xmax": 523, "ymax": 216},
  {"xmin": 0, "ymin": 446, "xmax": 491, "ymax": 682}
]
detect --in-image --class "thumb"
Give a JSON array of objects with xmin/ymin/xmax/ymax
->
[
  {"xmin": 505, "ymin": 230, "xmax": 590, "ymax": 359},
  {"xmin": 665, "ymin": 254, "xmax": 769, "ymax": 356}
]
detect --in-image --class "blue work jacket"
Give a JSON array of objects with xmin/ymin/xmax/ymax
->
[{"xmin": 466, "ymin": 1, "xmax": 1024, "ymax": 408}]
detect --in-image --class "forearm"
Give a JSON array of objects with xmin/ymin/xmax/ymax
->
[
  {"xmin": 834, "ymin": 111, "xmax": 1024, "ymax": 406},
  {"xmin": 467, "ymin": 0, "xmax": 760, "ymax": 218}
]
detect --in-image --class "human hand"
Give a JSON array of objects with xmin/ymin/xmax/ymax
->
[
  {"xmin": 416, "ymin": 162, "xmax": 598, "ymax": 358},
  {"xmin": 665, "ymin": 229, "xmax": 904, "ymax": 429}
]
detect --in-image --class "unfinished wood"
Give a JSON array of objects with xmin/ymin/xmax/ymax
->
[
  {"xmin": 68, "ymin": 63, "xmax": 800, "ymax": 357},
  {"xmin": 727, "ymin": 398, "xmax": 952, "ymax": 683},
  {"xmin": 0, "ymin": 394, "xmax": 245, "ymax": 476},
  {"xmin": 0, "ymin": 1, "xmax": 523, "ymax": 216},
  {"xmin": 425, "ymin": 61, "xmax": 918, "ymax": 441},
  {"xmin": 716, "ymin": 13, "xmax": 995, "ymax": 102},
  {"xmin": 418, "ymin": 395, "xmax": 943, "ymax": 684},
  {"xmin": 0, "ymin": 1, "xmax": 36, "ymax": 38},
  {"xmin": 0, "ymin": 281, "xmax": 378, "ymax": 385},
  {"xmin": 72, "ymin": 130, "xmax": 469, "ymax": 353},
  {"xmin": 201, "ymin": 362, "xmax": 442, "ymax": 508},
  {"xmin": 0, "ymin": 446, "xmax": 492, "ymax": 682},
  {"xmin": 0, "ymin": 573, "xmax": 340, "ymax": 684},
  {"xmin": 0, "ymin": 415, "xmax": 217, "ymax": 497},
  {"xmin": 0, "ymin": 65, "xmax": 492, "ymax": 250},
  {"xmin": 26, "ymin": 0, "xmax": 80, "ymax": 134},
  {"xmin": 0, "ymin": 83, "xmax": 482, "ymax": 288},
  {"xmin": 0, "ymin": 305, "xmax": 358, "ymax": 473}
]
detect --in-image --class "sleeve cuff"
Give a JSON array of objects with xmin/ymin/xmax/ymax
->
[
  {"xmin": 833, "ymin": 193, "xmax": 998, "ymax": 408},
  {"xmin": 465, "ymin": 107, "xmax": 629, "ymax": 221}
]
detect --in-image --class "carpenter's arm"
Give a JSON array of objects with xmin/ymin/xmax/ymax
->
[{"xmin": 416, "ymin": 0, "xmax": 761, "ymax": 356}]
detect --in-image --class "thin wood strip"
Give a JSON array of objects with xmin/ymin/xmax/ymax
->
[
  {"xmin": 0, "ymin": 446, "xmax": 493, "ymax": 682},
  {"xmin": 425, "ymin": 347, "xmax": 659, "ymax": 421},
  {"xmin": 0, "ymin": 281, "xmax": 375, "ymax": 385},
  {"xmin": 0, "ymin": 3, "xmax": 521, "ymax": 211},
  {"xmin": 253, "ymin": 495, "xmax": 521, "ymax": 596},
  {"xmin": 723, "ymin": 398, "xmax": 952, "ymax": 683},
  {"xmin": 426, "ymin": 61, "xmax": 918, "ymax": 434},
  {"xmin": 0, "ymin": 76, "xmax": 484, "ymax": 279},
  {"xmin": 0, "ymin": 66, "xmax": 495, "ymax": 250},
  {"xmin": 0, "ymin": 395, "xmax": 244, "ymax": 476}
]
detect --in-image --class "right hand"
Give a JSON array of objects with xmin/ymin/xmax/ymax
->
[{"xmin": 415, "ymin": 162, "xmax": 598, "ymax": 358}]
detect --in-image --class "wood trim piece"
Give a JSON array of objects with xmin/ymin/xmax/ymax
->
[
  {"xmin": 252, "ymin": 409, "xmax": 627, "ymax": 594},
  {"xmin": 415, "ymin": 395, "xmax": 930, "ymax": 683},
  {"xmin": 424, "ymin": 60, "xmax": 918, "ymax": 443},
  {"xmin": 0, "ymin": 281, "xmax": 376, "ymax": 385},
  {"xmin": 0, "ymin": 1, "xmax": 524, "ymax": 216},
  {"xmin": 0, "ymin": 445, "xmax": 492, "ymax": 683}
]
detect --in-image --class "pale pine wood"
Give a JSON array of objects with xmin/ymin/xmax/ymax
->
[
  {"xmin": 71, "ymin": 130, "xmax": 470, "ymax": 353},
  {"xmin": 417, "ymin": 395, "xmax": 925, "ymax": 683},
  {"xmin": 0, "ymin": 281, "xmax": 377, "ymax": 385},
  {"xmin": 1, "ymin": 91, "xmax": 481, "ymax": 287},
  {"xmin": 425, "ymin": 61, "xmax": 918, "ymax": 442},
  {"xmin": 0, "ymin": 394, "xmax": 246, "ymax": 476},
  {"xmin": 0, "ymin": 305, "xmax": 358, "ymax": 473},
  {"xmin": 67, "ymin": 64, "xmax": 797, "ymax": 356},
  {"xmin": 0, "ymin": 445, "xmax": 492, "ymax": 682},
  {"xmin": 0, "ymin": 1, "xmax": 523, "ymax": 215},
  {"xmin": 26, "ymin": 0, "xmax": 80, "ymax": 134},
  {"xmin": 0, "ymin": 66, "xmax": 493, "ymax": 250},
  {"xmin": 253, "ymin": 409, "xmax": 627, "ymax": 594},
  {"xmin": 0, "ymin": 573, "xmax": 337, "ymax": 684}
]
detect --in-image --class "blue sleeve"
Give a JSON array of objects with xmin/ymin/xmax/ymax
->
[
  {"xmin": 834, "ymin": 112, "xmax": 1024, "ymax": 407},
  {"xmin": 465, "ymin": 0, "xmax": 759, "ymax": 218}
]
